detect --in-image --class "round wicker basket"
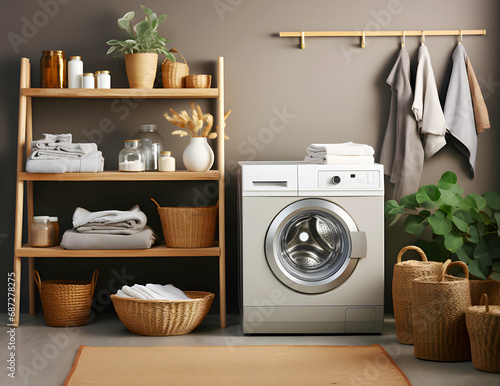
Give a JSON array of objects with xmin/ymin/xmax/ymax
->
[
  {"xmin": 34, "ymin": 269, "xmax": 98, "ymax": 327},
  {"xmin": 111, "ymin": 291, "xmax": 215, "ymax": 336},
  {"xmin": 412, "ymin": 261, "xmax": 471, "ymax": 362},
  {"xmin": 466, "ymin": 294, "xmax": 500, "ymax": 373},
  {"xmin": 392, "ymin": 246, "xmax": 444, "ymax": 344}
]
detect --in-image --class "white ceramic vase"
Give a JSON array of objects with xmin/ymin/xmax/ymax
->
[{"xmin": 182, "ymin": 137, "xmax": 214, "ymax": 172}]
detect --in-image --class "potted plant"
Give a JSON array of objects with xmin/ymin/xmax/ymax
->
[
  {"xmin": 106, "ymin": 5, "xmax": 175, "ymax": 88},
  {"xmin": 385, "ymin": 171, "xmax": 500, "ymax": 304}
]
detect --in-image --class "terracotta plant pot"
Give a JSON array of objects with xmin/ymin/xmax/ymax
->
[
  {"xmin": 469, "ymin": 279, "xmax": 500, "ymax": 305},
  {"xmin": 124, "ymin": 53, "xmax": 158, "ymax": 89}
]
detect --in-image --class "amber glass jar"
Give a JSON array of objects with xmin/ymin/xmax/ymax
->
[{"xmin": 41, "ymin": 50, "xmax": 66, "ymax": 88}]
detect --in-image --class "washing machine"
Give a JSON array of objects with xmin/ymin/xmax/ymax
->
[{"xmin": 238, "ymin": 161, "xmax": 385, "ymax": 334}]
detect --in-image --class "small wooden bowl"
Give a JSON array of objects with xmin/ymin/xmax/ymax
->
[{"xmin": 186, "ymin": 74, "xmax": 212, "ymax": 88}]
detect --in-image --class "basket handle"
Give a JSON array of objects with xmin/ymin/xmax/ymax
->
[
  {"xmin": 396, "ymin": 245, "xmax": 428, "ymax": 263},
  {"xmin": 33, "ymin": 270, "xmax": 42, "ymax": 294},
  {"xmin": 90, "ymin": 269, "xmax": 99, "ymax": 297},
  {"xmin": 438, "ymin": 260, "xmax": 469, "ymax": 282},
  {"xmin": 162, "ymin": 48, "xmax": 187, "ymax": 65},
  {"xmin": 480, "ymin": 293, "xmax": 489, "ymax": 313},
  {"xmin": 151, "ymin": 198, "xmax": 161, "ymax": 209}
]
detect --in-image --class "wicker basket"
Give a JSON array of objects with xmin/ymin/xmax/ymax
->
[
  {"xmin": 466, "ymin": 294, "xmax": 500, "ymax": 373},
  {"xmin": 186, "ymin": 74, "xmax": 212, "ymax": 88},
  {"xmin": 152, "ymin": 198, "xmax": 218, "ymax": 248},
  {"xmin": 111, "ymin": 291, "xmax": 215, "ymax": 336},
  {"xmin": 392, "ymin": 246, "xmax": 444, "ymax": 345},
  {"xmin": 162, "ymin": 48, "xmax": 189, "ymax": 88},
  {"xmin": 34, "ymin": 269, "xmax": 98, "ymax": 327},
  {"xmin": 412, "ymin": 261, "xmax": 471, "ymax": 361},
  {"xmin": 469, "ymin": 279, "xmax": 500, "ymax": 306}
]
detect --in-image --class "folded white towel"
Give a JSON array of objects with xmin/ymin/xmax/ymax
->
[
  {"xmin": 132, "ymin": 284, "xmax": 163, "ymax": 300},
  {"xmin": 26, "ymin": 150, "xmax": 104, "ymax": 173},
  {"xmin": 145, "ymin": 283, "xmax": 191, "ymax": 301},
  {"xmin": 304, "ymin": 155, "xmax": 375, "ymax": 165},
  {"xmin": 307, "ymin": 142, "xmax": 375, "ymax": 156},
  {"xmin": 121, "ymin": 285, "xmax": 148, "ymax": 300},
  {"xmin": 73, "ymin": 205, "xmax": 147, "ymax": 231},
  {"xmin": 115, "ymin": 289, "xmax": 132, "ymax": 298}
]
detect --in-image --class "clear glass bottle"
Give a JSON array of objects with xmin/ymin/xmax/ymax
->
[
  {"xmin": 119, "ymin": 140, "xmax": 145, "ymax": 172},
  {"xmin": 159, "ymin": 151, "xmax": 176, "ymax": 172},
  {"xmin": 31, "ymin": 216, "xmax": 54, "ymax": 247},
  {"xmin": 41, "ymin": 50, "xmax": 66, "ymax": 88},
  {"xmin": 133, "ymin": 124, "xmax": 165, "ymax": 171},
  {"xmin": 68, "ymin": 56, "xmax": 83, "ymax": 88}
]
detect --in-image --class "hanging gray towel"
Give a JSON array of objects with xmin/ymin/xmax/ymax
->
[
  {"xmin": 443, "ymin": 44, "xmax": 477, "ymax": 177},
  {"xmin": 380, "ymin": 47, "xmax": 424, "ymax": 201},
  {"xmin": 412, "ymin": 45, "xmax": 447, "ymax": 159}
]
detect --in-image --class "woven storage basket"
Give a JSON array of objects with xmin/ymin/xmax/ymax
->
[
  {"xmin": 162, "ymin": 48, "xmax": 189, "ymax": 88},
  {"xmin": 34, "ymin": 269, "xmax": 98, "ymax": 327},
  {"xmin": 469, "ymin": 279, "xmax": 500, "ymax": 306},
  {"xmin": 412, "ymin": 261, "xmax": 471, "ymax": 361},
  {"xmin": 152, "ymin": 198, "xmax": 218, "ymax": 248},
  {"xmin": 111, "ymin": 291, "xmax": 215, "ymax": 336},
  {"xmin": 466, "ymin": 294, "xmax": 500, "ymax": 373},
  {"xmin": 392, "ymin": 245, "xmax": 444, "ymax": 344}
]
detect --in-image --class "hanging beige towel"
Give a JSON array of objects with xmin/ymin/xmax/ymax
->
[{"xmin": 466, "ymin": 56, "xmax": 490, "ymax": 134}]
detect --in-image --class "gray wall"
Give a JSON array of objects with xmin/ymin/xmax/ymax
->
[{"xmin": 1, "ymin": 0, "xmax": 499, "ymax": 316}]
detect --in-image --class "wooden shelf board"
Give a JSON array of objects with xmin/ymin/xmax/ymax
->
[
  {"xmin": 16, "ymin": 244, "xmax": 220, "ymax": 257},
  {"xmin": 18, "ymin": 170, "xmax": 220, "ymax": 181},
  {"xmin": 21, "ymin": 88, "xmax": 219, "ymax": 99}
]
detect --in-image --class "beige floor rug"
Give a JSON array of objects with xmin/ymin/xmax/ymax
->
[{"xmin": 64, "ymin": 344, "xmax": 411, "ymax": 386}]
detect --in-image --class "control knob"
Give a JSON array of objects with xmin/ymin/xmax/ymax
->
[{"xmin": 331, "ymin": 176, "xmax": 341, "ymax": 185}]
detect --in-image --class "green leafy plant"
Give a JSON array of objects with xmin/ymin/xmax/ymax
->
[
  {"xmin": 385, "ymin": 171, "xmax": 500, "ymax": 280},
  {"xmin": 106, "ymin": 5, "xmax": 175, "ymax": 61}
]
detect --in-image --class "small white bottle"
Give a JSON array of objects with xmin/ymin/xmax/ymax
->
[
  {"xmin": 159, "ymin": 151, "xmax": 175, "ymax": 172},
  {"xmin": 82, "ymin": 73, "xmax": 94, "ymax": 89},
  {"xmin": 68, "ymin": 56, "xmax": 83, "ymax": 88},
  {"xmin": 97, "ymin": 70, "xmax": 111, "ymax": 89}
]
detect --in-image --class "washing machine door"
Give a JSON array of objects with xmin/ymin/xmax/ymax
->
[{"xmin": 265, "ymin": 198, "xmax": 366, "ymax": 294}]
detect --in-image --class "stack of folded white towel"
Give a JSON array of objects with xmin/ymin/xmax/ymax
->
[
  {"xmin": 60, "ymin": 205, "xmax": 157, "ymax": 249},
  {"xmin": 115, "ymin": 283, "xmax": 192, "ymax": 301},
  {"xmin": 305, "ymin": 142, "xmax": 375, "ymax": 165},
  {"xmin": 26, "ymin": 133, "xmax": 104, "ymax": 173}
]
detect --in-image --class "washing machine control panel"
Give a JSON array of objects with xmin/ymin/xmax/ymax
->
[{"xmin": 319, "ymin": 170, "xmax": 380, "ymax": 189}]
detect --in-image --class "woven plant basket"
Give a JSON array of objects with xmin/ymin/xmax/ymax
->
[
  {"xmin": 466, "ymin": 294, "xmax": 500, "ymax": 373},
  {"xmin": 412, "ymin": 261, "xmax": 471, "ymax": 361},
  {"xmin": 111, "ymin": 291, "xmax": 215, "ymax": 336},
  {"xmin": 152, "ymin": 198, "xmax": 218, "ymax": 248},
  {"xmin": 392, "ymin": 245, "xmax": 444, "ymax": 344},
  {"xmin": 34, "ymin": 269, "xmax": 98, "ymax": 327},
  {"xmin": 162, "ymin": 48, "xmax": 189, "ymax": 88},
  {"xmin": 469, "ymin": 279, "xmax": 500, "ymax": 306}
]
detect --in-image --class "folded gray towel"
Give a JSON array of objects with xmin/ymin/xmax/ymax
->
[
  {"xmin": 73, "ymin": 205, "xmax": 147, "ymax": 233},
  {"xmin": 60, "ymin": 226, "xmax": 157, "ymax": 249},
  {"xmin": 25, "ymin": 151, "xmax": 104, "ymax": 173}
]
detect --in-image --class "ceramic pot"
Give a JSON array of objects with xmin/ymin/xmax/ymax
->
[
  {"xmin": 124, "ymin": 53, "xmax": 158, "ymax": 89},
  {"xmin": 182, "ymin": 137, "xmax": 214, "ymax": 172}
]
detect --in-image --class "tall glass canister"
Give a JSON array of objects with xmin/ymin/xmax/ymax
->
[
  {"xmin": 41, "ymin": 50, "xmax": 67, "ymax": 88},
  {"xmin": 133, "ymin": 124, "xmax": 165, "ymax": 171}
]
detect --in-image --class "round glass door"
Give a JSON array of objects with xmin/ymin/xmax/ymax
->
[{"xmin": 265, "ymin": 199, "xmax": 360, "ymax": 294}]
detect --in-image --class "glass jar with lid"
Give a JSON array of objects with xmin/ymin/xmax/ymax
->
[
  {"xmin": 133, "ymin": 124, "xmax": 165, "ymax": 171},
  {"xmin": 118, "ymin": 140, "xmax": 145, "ymax": 172},
  {"xmin": 31, "ymin": 216, "xmax": 54, "ymax": 247}
]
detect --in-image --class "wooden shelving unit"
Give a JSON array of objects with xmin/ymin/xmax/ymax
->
[{"xmin": 12, "ymin": 57, "xmax": 226, "ymax": 328}]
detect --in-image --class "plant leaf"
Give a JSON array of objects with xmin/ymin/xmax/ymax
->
[
  {"xmin": 106, "ymin": 46, "xmax": 117, "ymax": 55},
  {"xmin": 495, "ymin": 213, "xmax": 500, "ymax": 235},
  {"xmin": 452, "ymin": 209, "xmax": 473, "ymax": 233},
  {"xmin": 416, "ymin": 185, "xmax": 441, "ymax": 204},
  {"xmin": 134, "ymin": 20, "xmax": 150, "ymax": 35},
  {"xmin": 436, "ymin": 189, "xmax": 462, "ymax": 207},
  {"xmin": 399, "ymin": 193, "xmax": 419, "ymax": 209},
  {"xmin": 493, "ymin": 261, "xmax": 500, "ymax": 272},
  {"xmin": 490, "ymin": 271, "xmax": 500, "ymax": 281},
  {"xmin": 456, "ymin": 246, "xmax": 471, "ymax": 263},
  {"xmin": 438, "ymin": 171, "xmax": 457, "ymax": 185},
  {"xmin": 444, "ymin": 231, "xmax": 464, "ymax": 252},
  {"xmin": 483, "ymin": 191, "xmax": 500, "ymax": 210},
  {"xmin": 141, "ymin": 5, "xmax": 153, "ymax": 15},
  {"xmin": 384, "ymin": 200, "xmax": 402, "ymax": 221},
  {"xmin": 403, "ymin": 215, "xmax": 427, "ymax": 236},
  {"xmin": 158, "ymin": 14, "xmax": 167, "ymax": 23},
  {"xmin": 467, "ymin": 224, "xmax": 479, "ymax": 243},
  {"xmin": 427, "ymin": 210, "xmax": 452, "ymax": 235},
  {"xmin": 123, "ymin": 11, "xmax": 135, "ymax": 20},
  {"xmin": 117, "ymin": 17, "xmax": 131, "ymax": 30},
  {"xmin": 468, "ymin": 259, "xmax": 487, "ymax": 280},
  {"xmin": 464, "ymin": 193, "xmax": 487, "ymax": 212},
  {"xmin": 475, "ymin": 238, "xmax": 492, "ymax": 266},
  {"xmin": 414, "ymin": 238, "xmax": 449, "ymax": 262}
]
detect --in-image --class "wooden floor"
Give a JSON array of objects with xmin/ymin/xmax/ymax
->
[{"xmin": 1, "ymin": 313, "xmax": 498, "ymax": 385}]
